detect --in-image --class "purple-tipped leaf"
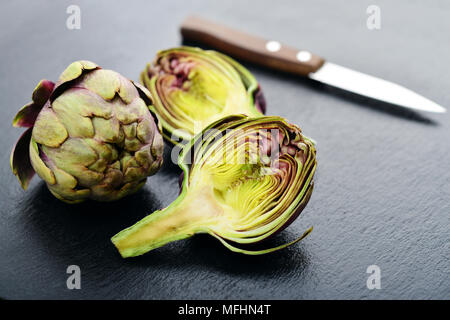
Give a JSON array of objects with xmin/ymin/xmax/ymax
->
[
  {"xmin": 13, "ymin": 80, "xmax": 55, "ymax": 128},
  {"xmin": 10, "ymin": 128, "xmax": 35, "ymax": 190},
  {"xmin": 253, "ymin": 85, "xmax": 267, "ymax": 114}
]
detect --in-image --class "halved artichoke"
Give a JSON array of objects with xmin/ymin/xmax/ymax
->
[
  {"xmin": 140, "ymin": 46, "xmax": 266, "ymax": 144},
  {"xmin": 10, "ymin": 61, "xmax": 164, "ymax": 203},
  {"xmin": 112, "ymin": 115, "xmax": 316, "ymax": 257}
]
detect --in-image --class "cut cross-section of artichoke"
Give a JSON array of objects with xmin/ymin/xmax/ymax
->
[
  {"xmin": 141, "ymin": 46, "xmax": 265, "ymax": 144},
  {"xmin": 112, "ymin": 115, "xmax": 316, "ymax": 256}
]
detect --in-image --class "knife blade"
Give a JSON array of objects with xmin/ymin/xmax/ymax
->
[{"xmin": 180, "ymin": 16, "xmax": 446, "ymax": 114}]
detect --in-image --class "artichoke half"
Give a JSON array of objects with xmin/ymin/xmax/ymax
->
[
  {"xmin": 141, "ymin": 46, "xmax": 266, "ymax": 144},
  {"xmin": 10, "ymin": 61, "xmax": 164, "ymax": 203},
  {"xmin": 112, "ymin": 115, "xmax": 316, "ymax": 257}
]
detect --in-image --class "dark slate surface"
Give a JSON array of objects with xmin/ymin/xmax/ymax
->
[{"xmin": 0, "ymin": 0, "xmax": 449, "ymax": 300}]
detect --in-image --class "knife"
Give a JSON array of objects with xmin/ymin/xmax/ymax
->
[{"xmin": 180, "ymin": 16, "xmax": 446, "ymax": 114}]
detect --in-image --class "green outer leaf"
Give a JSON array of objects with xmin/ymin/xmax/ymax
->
[
  {"xmin": 29, "ymin": 137, "xmax": 56, "ymax": 185},
  {"xmin": 209, "ymin": 226, "xmax": 313, "ymax": 255}
]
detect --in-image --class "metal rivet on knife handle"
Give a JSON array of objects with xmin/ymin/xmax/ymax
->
[
  {"xmin": 180, "ymin": 16, "xmax": 325, "ymax": 76},
  {"xmin": 266, "ymin": 41, "xmax": 281, "ymax": 52},
  {"xmin": 297, "ymin": 51, "xmax": 312, "ymax": 62}
]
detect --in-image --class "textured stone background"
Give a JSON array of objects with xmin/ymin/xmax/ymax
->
[{"xmin": 0, "ymin": 0, "xmax": 448, "ymax": 299}]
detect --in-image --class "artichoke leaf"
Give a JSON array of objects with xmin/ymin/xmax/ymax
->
[
  {"xmin": 13, "ymin": 80, "xmax": 55, "ymax": 128},
  {"xmin": 10, "ymin": 128, "xmax": 35, "ymax": 190}
]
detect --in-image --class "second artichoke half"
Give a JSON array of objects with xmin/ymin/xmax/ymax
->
[{"xmin": 141, "ymin": 46, "xmax": 266, "ymax": 144}]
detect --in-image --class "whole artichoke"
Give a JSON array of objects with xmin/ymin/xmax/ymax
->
[
  {"xmin": 141, "ymin": 46, "xmax": 266, "ymax": 144},
  {"xmin": 112, "ymin": 115, "xmax": 316, "ymax": 257},
  {"xmin": 11, "ymin": 61, "xmax": 164, "ymax": 203}
]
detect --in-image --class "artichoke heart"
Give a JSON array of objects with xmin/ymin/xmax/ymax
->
[
  {"xmin": 10, "ymin": 61, "xmax": 164, "ymax": 203},
  {"xmin": 141, "ymin": 46, "xmax": 266, "ymax": 144},
  {"xmin": 112, "ymin": 115, "xmax": 316, "ymax": 256}
]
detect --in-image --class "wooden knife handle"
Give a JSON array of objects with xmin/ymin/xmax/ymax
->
[{"xmin": 180, "ymin": 16, "xmax": 325, "ymax": 76}]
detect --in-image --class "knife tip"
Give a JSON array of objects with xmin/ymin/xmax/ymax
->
[
  {"xmin": 417, "ymin": 97, "xmax": 446, "ymax": 113},
  {"xmin": 430, "ymin": 104, "xmax": 446, "ymax": 113}
]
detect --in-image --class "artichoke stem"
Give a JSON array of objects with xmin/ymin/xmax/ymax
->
[{"xmin": 111, "ymin": 185, "xmax": 222, "ymax": 258}]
